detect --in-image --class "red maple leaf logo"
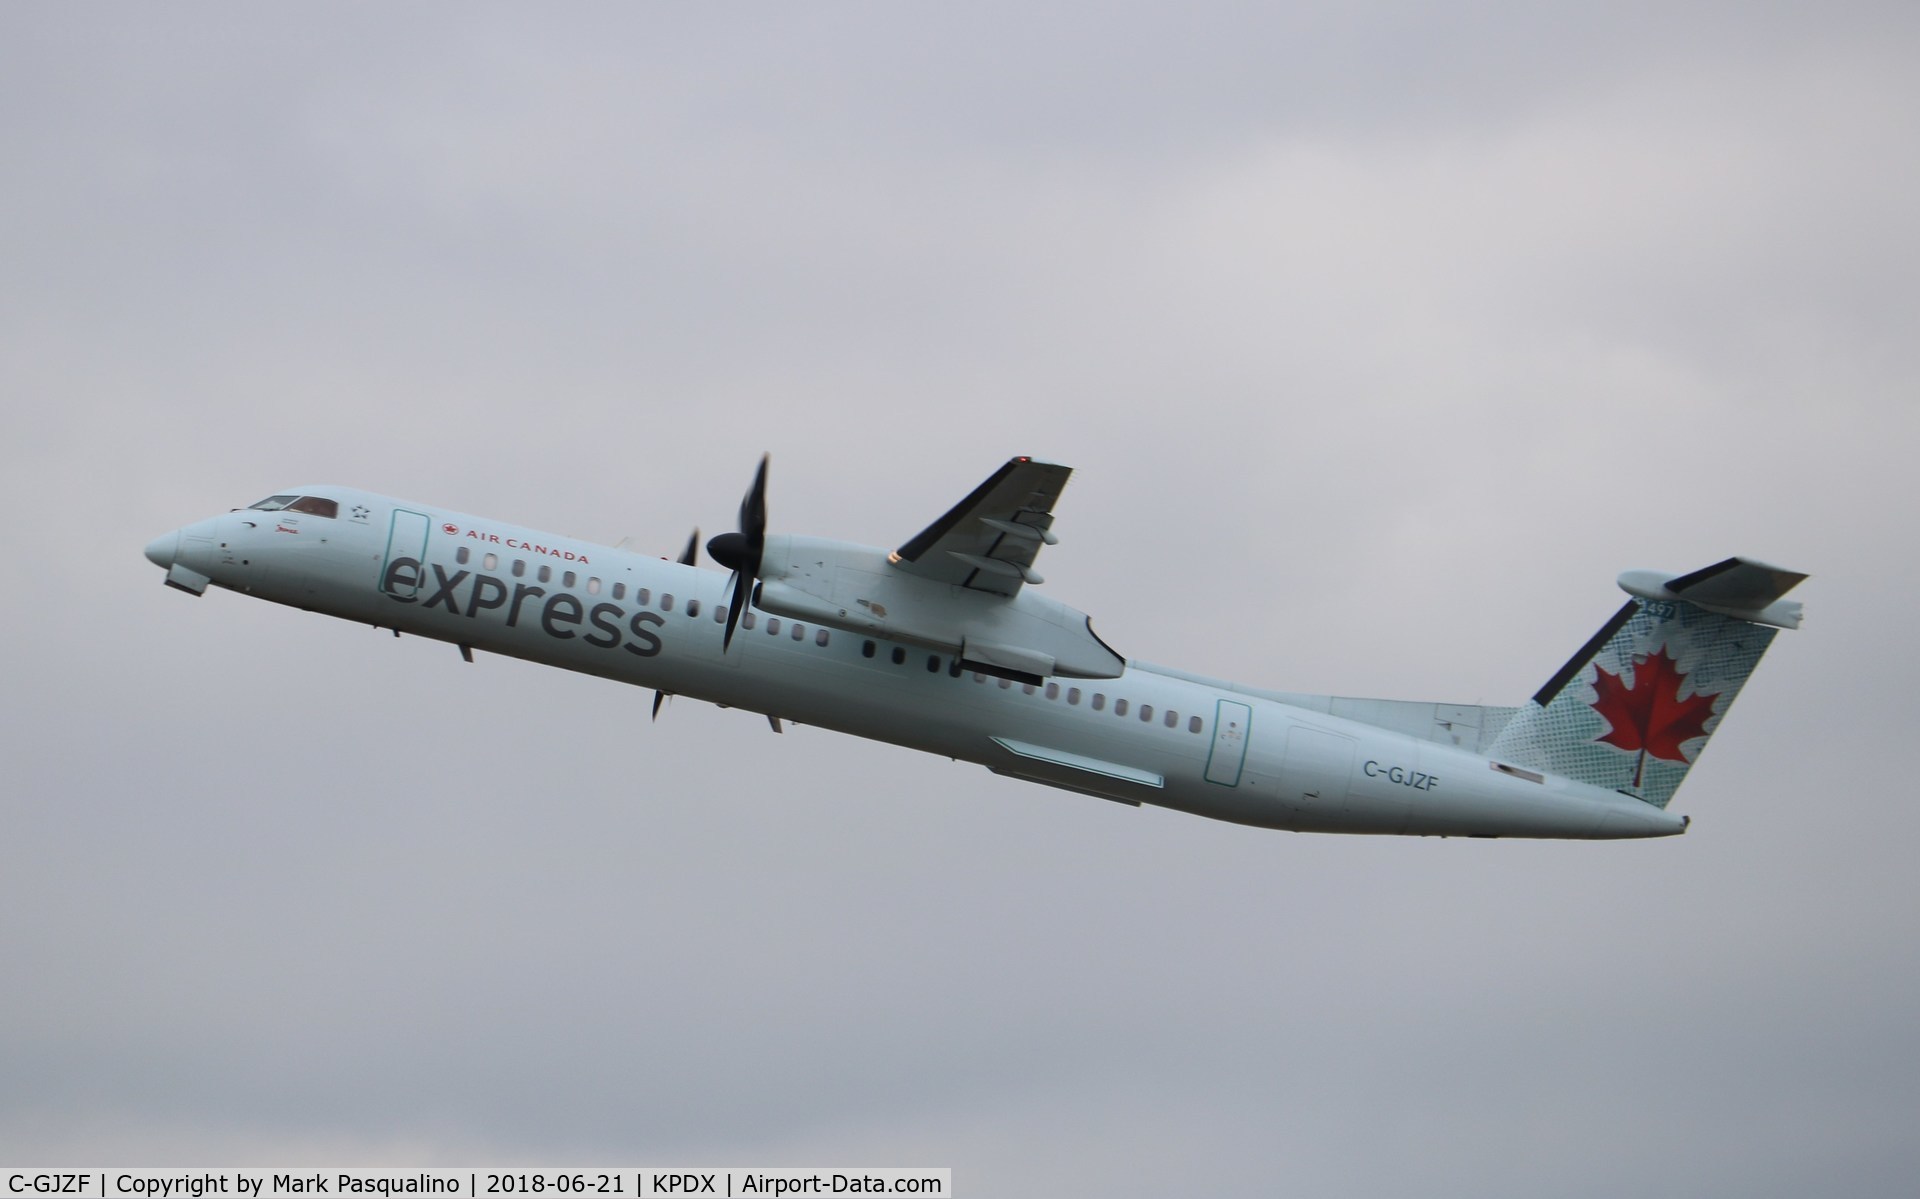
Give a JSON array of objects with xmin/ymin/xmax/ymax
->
[{"xmin": 1590, "ymin": 647, "xmax": 1720, "ymax": 787}]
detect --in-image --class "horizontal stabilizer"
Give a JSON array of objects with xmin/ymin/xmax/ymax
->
[{"xmin": 1617, "ymin": 557, "xmax": 1808, "ymax": 629}]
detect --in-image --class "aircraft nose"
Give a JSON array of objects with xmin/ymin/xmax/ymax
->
[{"xmin": 144, "ymin": 530, "xmax": 179, "ymax": 569}]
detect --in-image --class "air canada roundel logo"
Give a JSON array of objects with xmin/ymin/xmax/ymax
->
[
  {"xmin": 1590, "ymin": 647, "xmax": 1720, "ymax": 787},
  {"xmin": 442, "ymin": 523, "xmax": 459, "ymax": 535}
]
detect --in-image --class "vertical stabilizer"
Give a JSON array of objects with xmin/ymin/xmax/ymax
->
[{"xmin": 1487, "ymin": 559, "xmax": 1805, "ymax": 808}]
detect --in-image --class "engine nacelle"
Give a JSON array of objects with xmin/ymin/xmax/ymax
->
[{"xmin": 754, "ymin": 534, "xmax": 1124, "ymax": 679}]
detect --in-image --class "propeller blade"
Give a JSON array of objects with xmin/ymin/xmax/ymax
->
[
  {"xmin": 707, "ymin": 454, "xmax": 770, "ymax": 654},
  {"xmin": 721, "ymin": 572, "xmax": 745, "ymax": 651},
  {"xmin": 677, "ymin": 528, "xmax": 699, "ymax": 567},
  {"xmin": 739, "ymin": 453, "xmax": 768, "ymax": 543},
  {"xmin": 651, "ymin": 690, "xmax": 669, "ymax": 721}
]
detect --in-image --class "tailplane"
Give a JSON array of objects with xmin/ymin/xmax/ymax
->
[{"xmin": 1487, "ymin": 558, "xmax": 1807, "ymax": 808}]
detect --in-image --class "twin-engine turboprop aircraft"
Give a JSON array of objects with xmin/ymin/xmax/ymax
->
[{"xmin": 144, "ymin": 456, "xmax": 1806, "ymax": 839}]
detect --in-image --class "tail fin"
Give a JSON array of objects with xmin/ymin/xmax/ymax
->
[{"xmin": 1487, "ymin": 558, "xmax": 1807, "ymax": 808}]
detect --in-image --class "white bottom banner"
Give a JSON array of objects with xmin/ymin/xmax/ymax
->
[{"xmin": 1, "ymin": 1172, "xmax": 950, "ymax": 1199}]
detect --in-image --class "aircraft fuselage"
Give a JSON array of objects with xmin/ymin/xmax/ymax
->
[{"xmin": 145, "ymin": 485, "xmax": 1691, "ymax": 840}]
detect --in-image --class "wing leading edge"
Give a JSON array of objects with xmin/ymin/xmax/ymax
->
[{"xmin": 890, "ymin": 457, "xmax": 1069, "ymax": 596}]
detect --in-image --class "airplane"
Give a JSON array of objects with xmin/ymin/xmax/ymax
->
[{"xmin": 143, "ymin": 456, "xmax": 1807, "ymax": 839}]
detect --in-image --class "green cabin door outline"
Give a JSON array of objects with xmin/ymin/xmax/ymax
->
[{"xmin": 1204, "ymin": 699, "xmax": 1253, "ymax": 786}]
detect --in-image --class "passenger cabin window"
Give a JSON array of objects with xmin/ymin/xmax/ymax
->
[
  {"xmin": 612, "ymin": 581, "xmax": 624, "ymax": 599},
  {"xmin": 687, "ymin": 598, "xmax": 701, "ymax": 617},
  {"xmin": 538, "ymin": 565, "xmax": 552, "ymax": 584},
  {"xmin": 513, "ymin": 559, "xmax": 526, "ymax": 578},
  {"xmin": 1114, "ymin": 698, "xmax": 1129, "ymax": 717},
  {"xmin": 456, "ymin": 547, "xmax": 471, "ymax": 565},
  {"xmin": 484, "ymin": 553, "xmax": 499, "ymax": 571}
]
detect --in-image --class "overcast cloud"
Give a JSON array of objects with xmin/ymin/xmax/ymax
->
[{"xmin": 3, "ymin": 4, "xmax": 1917, "ymax": 1195}]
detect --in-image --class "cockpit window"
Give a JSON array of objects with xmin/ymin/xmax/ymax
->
[
  {"xmin": 248, "ymin": 495, "xmax": 338, "ymax": 518},
  {"xmin": 285, "ymin": 496, "xmax": 338, "ymax": 518}
]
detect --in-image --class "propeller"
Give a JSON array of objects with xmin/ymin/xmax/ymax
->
[
  {"xmin": 706, "ymin": 453, "xmax": 769, "ymax": 652},
  {"xmin": 652, "ymin": 526, "xmax": 704, "ymax": 720}
]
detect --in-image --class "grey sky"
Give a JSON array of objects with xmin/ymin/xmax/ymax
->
[{"xmin": 3, "ymin": 4, "xmax": 1917, "ymax": 1195}]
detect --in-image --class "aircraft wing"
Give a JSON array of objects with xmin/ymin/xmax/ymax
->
[{"xmin": 889, "ymin": 457, "xmax": 1069, "ymax": 597}]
